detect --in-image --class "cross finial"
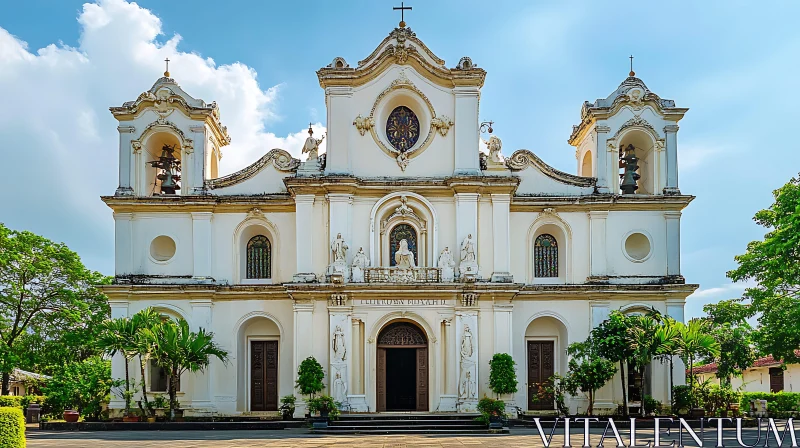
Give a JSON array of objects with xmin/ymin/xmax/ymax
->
[
  {"xmin": 164, "ymin": 58, "xmax": 171, "ymax": 78},
  {"xmin": 629, "ymin": 55, "xmax": 635, "ymax": 77},
  {"xmin": 308, "ymin": 123, "xmax": 314, "ymax": 135},
  {"xmin": 393, "ymin": 2, "xmax": 412, "ymax": 28}
]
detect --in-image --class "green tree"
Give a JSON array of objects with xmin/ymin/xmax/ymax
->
[
  {"xmin": 0, "ymin": 223, "xmax": 108, "ymax": 395},
  {"xmin": 678, "ymin": 319, "xmax": 720, "ymax": 389},
  {"xmin": 727, "ymin": 174, "xmax": 800, "ymax": 363},
  {"xmin": 653, "ymin": 318, "xmax": 682, "ymax": 400},
  {"xmin": 96, "ymin": 317, "xmax": 139, "ymax": 415},
  {"xmin": 147, "ymin": 318, "xmax": 228, "ymax": 420},
  {"xmin": 488, "ymin": 353, "xmax": 518, "ymax": 399},
  {"xmin": 628, "ymin": 313, "xmax": 661, "ymax": 415},
  {"xmin": 702, "ymin": 301, "xmax": 757, "ymax": 385},
  {"xmin": 564, "ymin": 336, "xmax": 617, "ymax": 415},
  {"xmin": 42, "ymin": 356, "xmax": 119, "ymax": 420},
  {"xmin": 295, "ymin": 356, "xmax": 325, "ymax": 398},
  {"xmin": 592, "ymin": 310, "xmax": 635, "ymax": 416},
  {"xmin": 131, "ymin": 308, "xmax": 162, "ymax": 416}
]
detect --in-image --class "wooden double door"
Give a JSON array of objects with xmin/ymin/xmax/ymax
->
[
  {"xmin": 376, "ymin": 322, "xmax": 429, "ymax": 412},
  {"xmin": 250, "ymin": 340, "xmax": 279, "ymax": 411},
  {"xmin": 527, "ymin": 340, "xmax": 555, "ymax": 410}
]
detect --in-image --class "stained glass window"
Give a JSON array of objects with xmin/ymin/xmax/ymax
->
[
  {"xmin": 246, "ymin": 235, "xmax": 271, "ymax": 279},
  {"xmin": 386, "ymin": 106, "xmax": 420, "ymax": 152},
  {"xmin": 534, "ymin": 234, "xmax": 558, "ymax": 278},
  {"xmin": 389, "ymin": 224, "xmax": 418, "ymax": 267}
]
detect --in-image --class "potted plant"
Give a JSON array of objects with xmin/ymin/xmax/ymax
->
[
  {"xmin": 280, "ymin": 395, "xmax": 296, "ymax": 421},
  {"xmin": 307, "ymin": 395, "xmax": 339, "ymax": 429},
  {"xmin": 63, "ymin": 410, "xmax": 80, "ymax": 423},
  {"xmin": 477, "ymin": 396, "xmax": 506, "ymax": 429},
  {"xmin": 295, "ymin": 356, "xmax": 325, "ymax": 418},
  {"xmin": 488, "ymin": 353, "xmax": 518, "ymax": 421}
]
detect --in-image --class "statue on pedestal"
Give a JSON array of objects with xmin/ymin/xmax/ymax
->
[
  {"xmin": 332, "ymin": 325, "xmax": 347, "ymax": 362},
  {"xmin": 302, "ymin": 124, "xmax": 325, "ymax": 161},
  {"xmin": 438, "ymin": 247, "xmax": 456, "ymax": 282},
  {"xmin": 331, "ymin": 233, "xmax": 348, "ymax": 263},
  {"xmin": 351, "ymin": 247, "xmax": 369, "ymax": 283},
  {"xmin": 459, "ymin": 234, "xmax": 479, "ymax": 277}
]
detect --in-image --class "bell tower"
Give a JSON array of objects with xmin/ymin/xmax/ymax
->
[{"xmin": 109, "ymin": 66, "xmax": 230, "ymax": 196}]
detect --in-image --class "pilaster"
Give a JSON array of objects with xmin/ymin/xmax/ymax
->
[
  {"xmin": 588, "ymin": 211, "xmax": 608, "ymax": 279},
  {"xmin": 293, "ymin": 195, "xmax": 316, "ymax": 282},
  {"xmin": 455, "ymin": 193, "xmax": 480, "ymax": 277},
  {"xmin": 664, "ymin": 125, "xmax": 680, "ymax": 194},
  {"xmin": 490, "ymin": 194, "xmax": 513, "ymax": 282},
  {"xmin": 191, "ymin": 212, "xmax": 213, "ymax": 279},
  {"xmin": 328, "ymin": 295, "xmax": 352, "ymax": 411},
  {"xmin": 665, "ymin": 211, "xmax": 681, "ymax": 277},
  {"xmin": 594, "ymin": 125, "xmax": 611, "ymax": 193},
  {"xmin": 109, "ymin": 300, "xmax": 129, "ymax": 410},
  {"xmin": 666, "ymin": 298, "xmax": 687, "ymax": 389},
  {"xmin": 190, "ymin": 298, "xmax": 213, "ymax": 409},
  {"xmin": 324, "ymin": 86, "xmax": 353, "ymax": 175},
  {"xmin": 438, "ymin": 314, "xmax": 458, "ymax": 412},
  {"xmin": 348, "ymin": 315, "xmax": 368, "ymax": 411},
  {"xmin": 116, "ymin": 125, "xmax": 136, "ymax": 196},
  {"xmin": 113, "ymin": 213, "xmax": 133, "ymax": 276},
  {"xmin": 456, "ymin": 295, "xmax": 479, "ymax": 412},
  {"xmin": 189, "ymin": 125, "xmax": 207, "ymax": 195},
  {"xmin": 292, "ymin": 299, "xmax": 315, "ymax": 417},
  {"xmin": 453, "ymin": 87, "xmax": 481, "ymax": 175}
]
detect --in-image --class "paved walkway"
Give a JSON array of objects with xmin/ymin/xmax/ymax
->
[{"xmin": 25, "ymin": 425, "xmax": 800, "ymax": 447}]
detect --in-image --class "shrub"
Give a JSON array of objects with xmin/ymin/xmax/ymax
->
[
  {"xmin": 739, "ymin": 392, "xmax": 800, "ymax": 418},
  {"xmin": 702, "ymin": 384, "xmax": 740, "ymax": 416},
  {"xmin": 672, "ymin": 385, "xmax": 694, "ymax": 415},
  {"xmin": 43, "ymin": 356, "xmax": 118, "ymax": 419},
  {"xmin": 488, "ymin": 353, "xmax": 518, "ymax": 398},
  {"xmin": 295, "ymin": 357, "xmax": 325, "ymax": 397},
  {"xmin": 0, "ymin": 397, "xmax": 22, "ymax": 409},
  {"xmin": 476, "ymin": 396, "xmax": 506, "ymax": 424},
  {"xmin": 306, "ymin": 395, "xmax": 340, "ymax": 419},
  {"xmin": 20, "ymin": 395, "xmax": 44, "ymax": 410},
  {"xmin": 0, "ymin": 407, "xmax": 25, "ymax": 448},
  {"xmin": 643, "ymin": 395, "xmax": 663, "ymax": 415}
]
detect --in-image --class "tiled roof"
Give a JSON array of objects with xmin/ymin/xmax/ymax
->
[{"xmin": 691, "ymin": 351, "xmax": 800, "ymax": 375}]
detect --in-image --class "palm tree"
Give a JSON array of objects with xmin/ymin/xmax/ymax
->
[
  {"xmin": 628, "ymin": 314, "xmax": 660, "ymax": 415},
  {"xmin": 149, "ymin": 318, "xmax": 229, "ymax": 420},
  {"xmin": 97, "ymin": 317, "xmax": 139, "ymax": 415},
  {"xmin": 678, "ymin": 319, "xmax": 721, "ymax": 389},
  {"xmin": 131, "ymin": 308, "xmax": 162, "ymax": 416},
  {"xmin": 653, "ymin": 318, "xmax": 682, "ymax": 403}
]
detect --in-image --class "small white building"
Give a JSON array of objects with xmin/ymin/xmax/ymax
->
[
  {"xmin": 101, "ymin": 22, "xmax": 695, "ymax": 416},
  {"xmin": 695, "ymin": 356, "xmax": 800, "ymax": 394}
]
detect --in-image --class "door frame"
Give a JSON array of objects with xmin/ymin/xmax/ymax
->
[
  {"xmin": 525, "ymin": 337, "xmax": 559, "ymax": 411},
  {"xmin": 246, "ymin": 336, "xmax": 280, "ymax": 412}
]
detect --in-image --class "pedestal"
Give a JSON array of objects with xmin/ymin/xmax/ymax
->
[{"xmin": 297, "ymin": 158, "xmax": 322, "ymax": 177}]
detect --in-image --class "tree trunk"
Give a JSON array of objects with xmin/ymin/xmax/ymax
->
[
  {"xmin": 139, "ymin": 356, "xmax": 151, "ymax": 416},
  {"xmin": 669, "ymin": 356, "xmax": 674, "ymax": 405},
  {"xmin": 620, "ymin": 360, "xmax": 628, "ymax": 417},
  {"xmin": 168, "ymin": 367, "xmax": 178, "ymax": 421},
  {"xmin": 640, "ymin": 363, "xmax": 648, "ymax": 417},
  {"xmin": 1, "ymin": 371, "xmax": 9, "ymax": 396},
  {"xmin": 587, "ymin": 389, "xmax": 594, "ymax": 416},
  {"xmin": 124, "ymin": 359, "xmax": 131, "ymax": 416}
]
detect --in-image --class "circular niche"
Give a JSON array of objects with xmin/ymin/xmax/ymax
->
[
  {"xmin": 150, "ymin": 235, "xmax": 176, "ymax": 262},
  {"xmin": 386, "ymin": 106, "xmax": 421, "ymax": 152},
  {"xmin": 624, "ymin": 232, "xmax": 651, "ymax": 262}
]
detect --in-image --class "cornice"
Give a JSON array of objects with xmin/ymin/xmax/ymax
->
[
  {"xmin": 506, "ymin": 150, "xmax": 596, "ymax": 188},
  {"xmin": 510, "ymin": 194, "xmax": 695, "ymax": 212},
  {"xmin": 206, "ymin": 149, "xmax": 300, "ymax": 190},
  {"xmin": 101, "ymin": 194, "xmax": 295, "ymax": 214}
]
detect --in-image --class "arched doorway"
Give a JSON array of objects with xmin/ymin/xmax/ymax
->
[{"xmin": 376, "ymin": 321, "xmax": 428, "ymax": 411}]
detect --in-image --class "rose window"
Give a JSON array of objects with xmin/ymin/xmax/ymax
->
[{"xmin": 386, "ymin": 106, "xmax": 420, "ymax": 152}]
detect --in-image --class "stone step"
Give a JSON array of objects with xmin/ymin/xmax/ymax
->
[{"xmin": 313, "ymin": 428, "xmax": 509, "ymax": 435}]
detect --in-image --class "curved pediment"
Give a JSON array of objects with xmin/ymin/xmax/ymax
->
[
  {"xmin": 317, "ymin": 27, "xmax": 486, "ymax": 89},
  {"xmin": 206, "ymin": 149, "xmax": 300, "ymax": 193},
  {"xmin": 507, "ymin": 149, "xmax": 596, "ymax": 192}
]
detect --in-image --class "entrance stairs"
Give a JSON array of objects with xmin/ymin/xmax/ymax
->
[{"xmin": 311, "ymin": 413, "xmax": 508, "ymax": 435}]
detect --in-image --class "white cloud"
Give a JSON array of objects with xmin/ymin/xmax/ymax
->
[
  {"xmin": 0, "ymin": 0, "xmax": 322, "ymax": 272},
  {"xmin": 688, "ymin": 280, "xmax": 755, "ymax": 301}
]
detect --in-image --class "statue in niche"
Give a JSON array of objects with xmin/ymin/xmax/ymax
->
[
  {"xmin": 351, "ymin": 247, "xmax": 369, "ymax": 283},
  {"xmin": 460, "ymin": 234, "xmax": 476, "ymax": 264},
  {"xmin": 331, "ymin": 233, "xmax": 348, "ymax": 263},
  {"xmin": 394, "ymin": 239, "xmax": 416, "ymax": 269},
  {"xmin": 332, "ymin": 325, "xmax": 347, "ymax": 361},
  {"xmin": 302, "ymin": 124, "xmax": 325, "ymax": 161},
  {"xmin": 438, "ymin": 247, "xmax": 456, "ymax": 282},
  {"xmin": 332, "ymin": 370, "xmax": 348, "ymax": 404},
  {"xmin": 460, "ymin": 324, "xmax": 474, "ymax": 360},
  {"xmin": 459, "ymin": 370, "xmax": 476, "ymax": 399}
]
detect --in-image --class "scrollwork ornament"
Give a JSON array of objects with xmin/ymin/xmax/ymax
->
[
  {"xmin": 431, "ymin": 116, "xmax": 453, "ymax": 137},
  {"xmin": 353, "ymin": 114, "xmax": 375, "ymax": 136}
]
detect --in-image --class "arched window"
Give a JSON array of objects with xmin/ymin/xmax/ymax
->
[
  {"xmin": 534, "ymin": 234, "xmax": 558, "ymax": 278},
  {"xmin": 246, "ymin": 235, "xmax": 271, "ymax": 279},
  {"xmin": 389, "ymin": 224, "xmax": 417, "ymax": 267}
]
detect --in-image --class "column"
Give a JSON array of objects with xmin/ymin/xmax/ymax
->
[
  {"xmin": 665, "ymin": 211, "xmax": 681, "ymax": 277},
  {"xmin": 109, "ymin": 300, "xmax": 129, "ymax": 411},
  {"xmin": 455, "ymin": 303, "xmax": 479, "ymax": 412},
  {"xmin": 324, "ymin": 87, "xmax": 353, "ymax": 175},
  {"xmin": 453, "ymin": 87, "xmax": 481, "ymax": 175},
  {"xmin": 490, "ymin": 194, "xmax": 513, "ymax": 282},
  {"xmin": 664, "ymin": 125, "xmax": 680, "ymax": 194},
  {"xmin": 588, "ymin": 211, "xmax": 608, "ymax": 279},
  {"xmin": 189, "ymin": 125, "xmax": 207, "ymax": 195},
  {"xmin": 190, "ymin": 298, "xmax": 213, "ymax": 409},
  {"xmin": 191, "ymin": 212, "xmax": 213, "ymax": 279},
  {"xmin": 116, "ymin": 126, "xmax": 136, "ymax": 196},
  {"xmin": 666, "ymin": 299, "xmax": 687, "ymax": 390},
  {"xmin": 328, "ymin": 298, "xmax": 352, "ymax": 411},
  {"xmin": 292, "ymin": 300, "xmax": 314, "ymax": 417},
  {"xmin": 293, "ymin": 195, "xmax": 315, "ymax": 282},
  {"xmin": 456, "ymin": 192, "xmax": 480, "ymax": 276},
  {"xmin": 594, "ymin": 126, "xmax": 611, "ymax": 193},
  {"xmin": 437, "ymin": 315, "xmax": 458, "ymax": 412},
  {"xmin": 493, "ymin": 302, "xmax": 513, "ymax": 354},
  {"xmin": 114, "ymin": 213, "xmax": 134, "ymax": 276}
]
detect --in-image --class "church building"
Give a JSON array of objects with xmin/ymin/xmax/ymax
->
[{"xmin": 101, "ymin": 19, "xmax": 696, "ymax": 416}]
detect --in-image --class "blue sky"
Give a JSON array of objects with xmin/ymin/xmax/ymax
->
[{"xmin": 1, "ymin": 0, "xmax": 798, "ymax": 319}]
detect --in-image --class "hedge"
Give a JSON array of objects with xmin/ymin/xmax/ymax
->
[
  {"xmin": 0, "ymin": 396, "xmax": 44, "ymax": 410},
  {"xmin": 739, "ymin": 392, "xmax": 800, "ymax": 418},
  {"xmin": 0, "ymin": 407, "xmax": 25, "ymax": 448}
]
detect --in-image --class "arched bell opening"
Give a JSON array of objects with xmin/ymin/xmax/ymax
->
[
  {"xmin": 618, "ymin": 129, "xmax": 656, "ymax": 195},
  {"xmin": 142, "ymin": 132, "xmax": 182, "ymax": 196}
]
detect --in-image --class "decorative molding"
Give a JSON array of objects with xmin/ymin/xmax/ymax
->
[
  {"xmin": 206, "ymin": 149, "xmax": 299, "ymax": 190},
  {"xmin": 377, "ymin": 322, "xmax": 427, "ymax": 346},
  {"xmin": 131, "ymin": 140, "xmax": 142, "ymax": 154},
  {"xmin": 455, "ymin": 57, "xmax": 475, "ymax": 70},
  {"xmin": 613, "ymin": 115, "xmax": 657, "ymax": 140},
  {"xmin": 664, "ymin": 124, "xmax": 680, "ymax": 133},
  {"xmin": 353, "ymin": 114, "xmax": 374, "ymax": 136},
  {"xmin": 431, "ymin": 115, "xmax": 453, "ymax": 137},
  {"xmin": 460, "ymin": 292, "xmax": 477, "ymax": 307},
  {"xmin": 329, "ymin": 293, "xmax": 348, "ymax": 307},
  {"xmin": 506, "ymin": 150, "xmax": 596, "ymax": 187},
  {"xmin": 380, "ymin": 195, "xmax": 426, "ymax": 234},
  {"xmin": 327, "ymin": 57, "xmax": 349, "ymax": 69},
  {"xmin": 539, "ymin": 207, "xmax": 558, "ymax": 218},
  {"xmin": 118, "ymin": 125, "xmax": 136, "ymax": 134}
]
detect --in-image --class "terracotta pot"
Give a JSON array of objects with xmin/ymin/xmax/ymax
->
[
  {"xmin": 63, "ymin": 410, "xmax": 79, "ymax": 423},
  {"xmin": 146, "ymin": 417, "xmax": 156, "ymax": 423},
  {"xmin": 122, "ymin": 415, "xmax": 140, "ymax": 422}
]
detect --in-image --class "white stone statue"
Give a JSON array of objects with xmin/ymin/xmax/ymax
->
[
  {"xmin": 394, "ymin": 238, "xmax": 416, "ymax": 269},
  {"xmin": 438, "ymin": 247, "xmax": 455, "ymax": 282},
  {"xmin": 332, "ymin": 370, "xmax": 348, "ymax": 404},
  {"xmin": 351, "ymin": 247, "xmax": 369, "ymax": 283},
  {"xmin": 460, "ymin": 324, "xmax": 474, "ymax": 360},
  {"xmin": 460, "ymin": 234, "xmax": 476, "ymax": 264},
  {"xmin": 331, "ymin": 233, "xmax": 348, "ymax": 263},
  {"xmin": 459, "ymin": 370, "xmax": 476, "ymax": 399},
  {"xmin": 302, "ymin": 125, "xmax": 325, "ymax": 161},
  {"xmin": 486, "ymin": 136, "xmax": 503, "ymax": 164},
  {"xmin": 332, "ymin": 325, "xmax": 347, "ymax": 361}
]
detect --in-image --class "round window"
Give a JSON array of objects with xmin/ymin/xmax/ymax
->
[
  {"xmin": 385, "ymin": 105, "xmax": 420, "ymax": 152},
  {"xmin": 150, "ymin": 235, "xmax": 176, "ymax": 262},
  {"xmin": 624, "ymin": 233, "xmax": 651, "ymax": 261}
]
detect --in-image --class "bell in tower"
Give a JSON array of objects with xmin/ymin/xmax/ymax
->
[{"xmin": 148, "ymin": 144, "xmax": 182, "ymax": 195}]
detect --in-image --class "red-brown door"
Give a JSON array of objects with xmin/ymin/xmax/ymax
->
[
  {"xmin": 377, "ymin": 348, "xmax": 387, "ymax": 412},
  {"xmin": 250, "ymin": 340, "xmax": 279, "ymax": 411},
  {"xmin": 769, "ymin": 368, "xmax": 784, "ymax": 393},
  {"xmin": 416, "ymin": 347, "xmax": 429, "ymax": 411},
  {"xmin": 528, "ymin": 341, "xmax": 555, "ymax": 410}
]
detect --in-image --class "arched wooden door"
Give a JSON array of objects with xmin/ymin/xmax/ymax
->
[{"xmin": 376, "ymin": 321, "xmax": 428, "ymax": 412}]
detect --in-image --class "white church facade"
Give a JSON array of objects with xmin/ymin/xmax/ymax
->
[{"xmin": 102, "ymin": 24, "xmax": 696, "ymax": 416}]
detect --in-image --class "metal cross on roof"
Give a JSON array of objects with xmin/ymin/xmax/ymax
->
[
  {"xmin": 164, "ymin": 58, "xmax": 170, "ymax": 77},
  {"xmin": 393, "ymin": 2, "xmax": 412, "ymax": 28},
  {"xmin": 629, "ymin": 55, "xmax": 635, "ymax": 77}
]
